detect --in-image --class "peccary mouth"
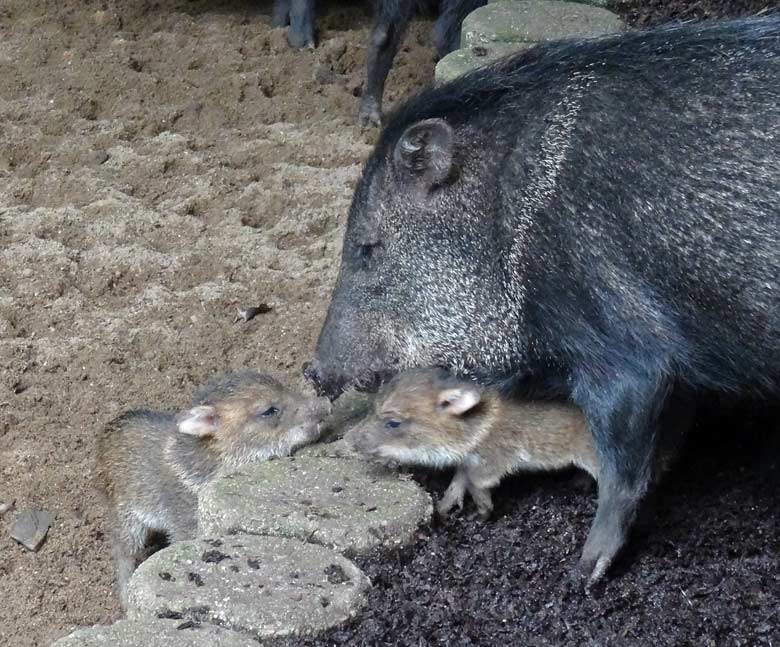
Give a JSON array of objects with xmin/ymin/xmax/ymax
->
[{"xmin": 303, "ymin": 362, "xmax": 390, "ymax": 401}]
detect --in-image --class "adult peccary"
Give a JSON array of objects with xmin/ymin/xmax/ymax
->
[{"xmin": 305, "ymin": 17, "xmax": 780, "ymax": 584}]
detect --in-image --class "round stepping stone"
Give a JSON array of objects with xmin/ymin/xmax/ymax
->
[
  {"xmin": 462, "ymin": 0, "xmax": 624, "ymax": 48},
  {"xmin": 295, "ymin": 438, "xmax": 358, "ymax": 459},
  {"xmin": 126, "ymin": 535, "xmax": 369, "ymax": 639},
  {"xmin": 52, "ymin": 619, "xmax": 256, "ymax": 647},
  {"xmin": 435, "ymin": 42, "xmax": 533, "ymax": 83},
  {"xmin": 199, "ymin": 456, "xmax": 432, "ymax": 553},
  {"xmin": 317, "ymin": 389, "xmax": 376, "ymax": 441}
]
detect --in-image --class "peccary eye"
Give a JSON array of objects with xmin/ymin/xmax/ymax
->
[
  {"xmin": 385, "ymin": 419, "xmax": 401, "ymax": 429},
  {"xmin": 260, "ymin": 406, "xmax": 280, "ymax": 417}
]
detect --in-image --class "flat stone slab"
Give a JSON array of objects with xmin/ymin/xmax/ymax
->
[
  {"xmin": 295, "ymin": 438, "xmax": 358, "ymax": 459},
  {"xmin": 318, "ymin": 389, "xmax": 376, "ymax": 442},
  {"xmin": 490, "ymin": 0, "xmax": 624, "ymax": 6},
  {"xmin": 463, "ymin": 0, "xmax": 624, "ymax": 47},
  {"xmin": 436, "ymin": 42, "xmax": 533, "ymax": 83},
  {"xmin": 126, "ymin": 535, "xmax": 369, "ymax": 639},
  {"xmin": 52, "ymin": 619, "xmax": 257, "ymax": 647},
  {"xmin": 199, "ymin": 456, "xmax": 432, "ymax": 553}
]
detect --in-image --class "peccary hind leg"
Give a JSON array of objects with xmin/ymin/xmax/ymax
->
[{"xmin": 574, "ymin": 368, "xmax": 670, "ymax": 585}]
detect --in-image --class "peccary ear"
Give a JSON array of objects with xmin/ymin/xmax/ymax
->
[
  {"xmin": 177, "ymin": 405, "xmax": 220, "ymax": 438},
  {"xmin": 437, "ymin": 387, "xmax": 481, "ymax": 416},
  {"xmin": 393, "ymin": 118, "xmax": 454, "ymax": 188}
]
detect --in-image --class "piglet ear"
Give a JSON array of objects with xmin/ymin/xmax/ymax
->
[
  {"xmin": 393, "ymin": 118, "xmax": 455, "ymax": 189},
  {"xmin": 177, "ymin": 405, "xmax": 220, "ymax": 438},
  {"xmin": 437, "ymin": 387, "xmax": 481, "ymax": 416}
]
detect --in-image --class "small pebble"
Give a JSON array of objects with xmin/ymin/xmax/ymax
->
[{"xmin": 10, "ymin": 508, "xmax": 52, "ymax": 552}]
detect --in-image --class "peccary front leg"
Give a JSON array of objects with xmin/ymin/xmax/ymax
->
[
  {"xmin": 573, "ymin": 368, "xmax": 670, "ymax": 586},
  {"xmin": 463, "ymin": 462, "xmax": 500, "ymax": 520},
  {"xmin": 288, "ymin": 0, "xmax": 316, "ymax": 49},
  {"xmin": 466, "ymin": 481, "xmax": 494, "ymax": 520},
  {"xmin": 359, "ymin": 0, "xmax": 414, "ymax": 127},
  {"xmin": 437, "ymin": 467, "xmax": 469, "ymax": 515}
]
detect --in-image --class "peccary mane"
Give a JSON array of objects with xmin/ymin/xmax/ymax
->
[{"xmin": 378, "ymin": 14, "xmax": 780, "ymax": 146}]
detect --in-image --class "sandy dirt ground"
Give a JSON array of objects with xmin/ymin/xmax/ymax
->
[{"xmin": 0, "ymin": 2, "xmax": 432, "ymax": 644}]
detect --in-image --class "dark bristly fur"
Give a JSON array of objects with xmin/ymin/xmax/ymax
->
[{"xmin": 308, "ymin": 17, "xmax": 780, "ymax": 583}]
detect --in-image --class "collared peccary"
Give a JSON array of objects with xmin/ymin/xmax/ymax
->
[
  {"xmin": 360, "ymin": 0, "xmax": 487, "ymax": 126},
  {"xmin": 345, "ymin": 368, "xmax": 599, "ymax": 518},
  {"xmin": 96, "ymin": 371, "xmax": 330, "ymax": 607},
  {"xmin": 272, "ymin": 0, "xmax": 317, "ymax": 49},
  {"xmin": 306, "ymin": 17, "xmax": 780, "ymax": 584}
]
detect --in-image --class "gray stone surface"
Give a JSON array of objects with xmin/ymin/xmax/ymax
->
[
  {"xmin": 295, "ymin": 438, "xmax": 357, "ymax": 459},
  {"xmin": 51, "ymin": 619, "xmax": 257, "ymax": 647},
  {"xmin": 126, "ymin": 535, "xmax": 369, "ymax": 639},
  {"xmin": 199, "ymin": 456, "xmax": 432, "ymax": 553},
  {"xmin": 436, "ymin": 42, "xmax": 533, "ymax": 83},
  {"xmin": 490, "ymin": 0, "xmax": 627, "ymax": 6},
  {"xmin": 10, "ymin": 508, "xmax": 51, "ymax": 551},
  {"xmin": 463, "ymin": 0, "xmax": 624, "ymax": 47},
  {"xmin": 318, "ymin": 389, "xmax": 376, "ymax": 442}
]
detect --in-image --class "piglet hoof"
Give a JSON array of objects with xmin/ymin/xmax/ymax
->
[
  {"xmin": 466, "ymin": 507, "xmax": 492, "ymax": 522},
  {"xmin": 436, "ymin": 500, "xmax": 462, "ymax": 517},
  {"xmin": 435, "ymin": 500, "xmax": 461, "ymax": 518}
]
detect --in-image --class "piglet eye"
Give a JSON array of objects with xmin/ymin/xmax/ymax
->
[
  {"xmin": 385, "ymin": 419, "xmax": 401, "ymax": 429},
  {"xmin": 260, "ymin": 406, "xmax": 280, "ymax": 417}
]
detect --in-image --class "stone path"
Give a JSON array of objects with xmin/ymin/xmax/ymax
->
[{"xmin": 436, "ymin": 0, "xmax": 626, "ymax": 82}]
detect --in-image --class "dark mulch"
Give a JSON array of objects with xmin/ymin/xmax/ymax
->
[
  {"xmin": 616, "ymin": 0, "xmax": 777, "ymax": 27},
  {"xmin": 270, "ymin": 406, "xmax": 780, "ymax": 646}
]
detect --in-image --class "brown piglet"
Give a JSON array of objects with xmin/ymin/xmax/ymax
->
[
  {"xmin": 345, "ymin": 368, "xmax": 597, "ymax": 519},
  {"xmin": 96, "ymin": 371, "xmax": 331, "ymax": 608}
]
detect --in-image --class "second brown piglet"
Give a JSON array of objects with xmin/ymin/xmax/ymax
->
[{"xmin": 345, "ymin": 368, "xmax": 598, "ymax": 519}]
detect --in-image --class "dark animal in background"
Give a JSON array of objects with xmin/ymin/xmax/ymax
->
[
  {"xmin": 306, "ymin": 17, "xmax": 780, "ymax": 583},
  {"xmin": 96, "ymin": 371, "xmax": 330, "ymax": 607},
  {"xmin": 271, "ymin": 0, "xmax": 485, "ymax": 125},
  {"xmin": 360, "ymin": 0, "xmax": 487, "ymax": 126},
  {"xmin": 273, "ymin": 0, "xmax": 317, "ymax": 49}
]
